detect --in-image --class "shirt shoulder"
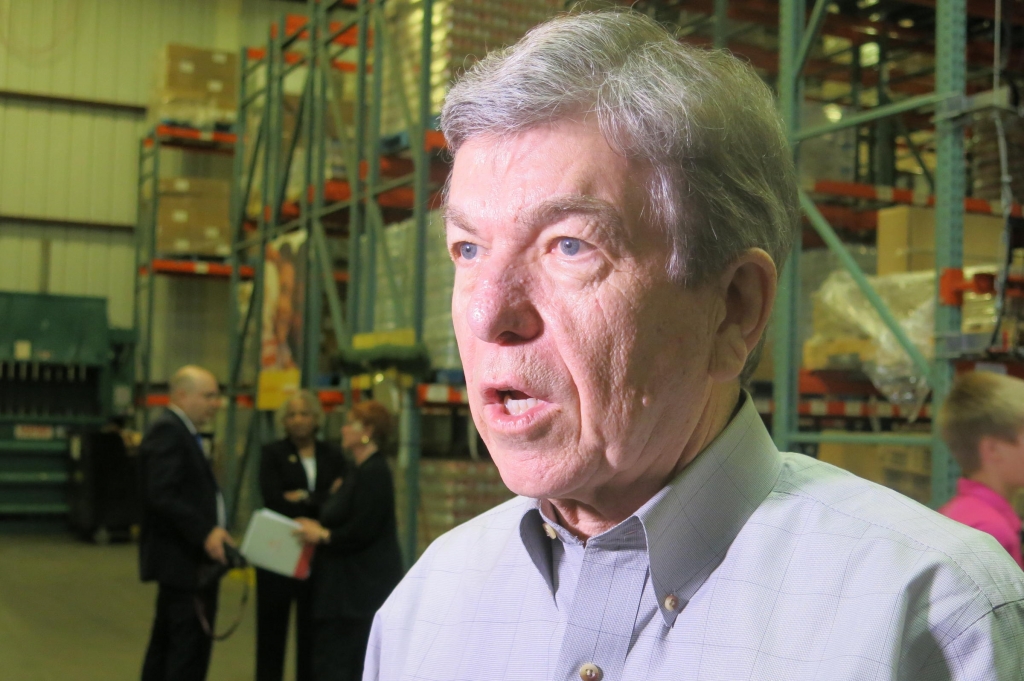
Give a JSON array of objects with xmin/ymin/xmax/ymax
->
[{"xmin": 769, "ymin": 452, "xmax": 1024, "ymax": 611}]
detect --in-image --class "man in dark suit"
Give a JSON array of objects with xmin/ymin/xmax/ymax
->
[{"xmin": 139, "ymin": 365, "xmax": 231, "ymax": 681}]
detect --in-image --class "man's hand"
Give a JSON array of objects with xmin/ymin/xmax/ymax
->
[
  {"xmin": 283, "ymin": 489, "xmax": 309, "ymax": 503},
  {"xmin": 330, "ymin": 477, "xmax": 343, "ymax": 494},
  {"xmin": 204, "ymin": 527, "xmax": 234, "ymax": 565},
  {"xmin": 292, "ymin": 517, "xmax": 326, "ymax": 544}
]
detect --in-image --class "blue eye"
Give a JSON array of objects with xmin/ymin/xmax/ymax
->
[
  {"xmin": 459, "ymin": 243, "xmax": 479, "ymax": 260},
  {"xmin": 558, "ymin": 238, "xmax": 582, "ymax": 256}
]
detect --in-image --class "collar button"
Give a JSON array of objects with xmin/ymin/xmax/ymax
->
[
  {"xmin": 579, "ymin": 663, "xmax": 602, "ymax": 681},
  {"xmin": 542, "ymin": 523, "xmax": 558, "ymax": 539},
  {"xmin": 664, "ymin": 594, "xmax": 680, "ymax": 611}
]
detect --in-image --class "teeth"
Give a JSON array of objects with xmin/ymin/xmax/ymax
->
[{"xmin": 503, "ymin": 395, "xmax": 539, "ymax": 416}]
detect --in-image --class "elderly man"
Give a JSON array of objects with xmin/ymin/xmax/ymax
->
[
  {"xmin": 139, "ymin": 365, "xmax": 231, "ymax": 681},
  {"xmin": 366, "ymin": 11, "xmax": 1024, "ymax": 681}
]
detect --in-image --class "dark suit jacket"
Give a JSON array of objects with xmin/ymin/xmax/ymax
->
[
  {"xmin": 259, "ymin": 438, "xmax": 347, "ymax": 520},
  {"xmin": 138, "ymin": 409, "xmax": 221, "ymax": 590},
  {"xmin": 310, "ymin": 452, "xmax": 404, "ymax": 620}
]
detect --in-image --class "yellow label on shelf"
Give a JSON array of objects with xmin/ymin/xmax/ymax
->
[
  {"xmin": 352, "ymin": 328, "xmax": 416, "ymax": 350},
  {"xmin": 257, "ymin": 368, "xmax": 301, "ymax": 411}
]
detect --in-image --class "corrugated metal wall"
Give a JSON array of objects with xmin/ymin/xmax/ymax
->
[{"xmin": 0, "ymin": 0, "xmax": 296, "ymax": 340}]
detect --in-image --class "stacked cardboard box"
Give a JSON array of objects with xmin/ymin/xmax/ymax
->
[
  {"xmin": 817, "ymin": 436, "xmax": 932, "ymax": 505},
  {"xmin": 394, "ymin": 458, "xmax": 514, "ymax": 557},
  {"xmin": 876, "ymin": 206, "xmax": 1003, "ymax": 276},
  {"xmin": 156, "ymin": 178, "xmax": 232, "ymax": 257},
  {"xmin": 152, "ymin": 44, "xmax": 238, "ymax": 128},
  {"xmin": 970, "ymin": 114, "xmax": 1024, "ymax": 201}
]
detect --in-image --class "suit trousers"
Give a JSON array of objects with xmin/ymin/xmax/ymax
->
[
  {"xmin": 141, "ymin": 583, "xmax": 219, "ymax": 681},
  {"xmin": 312, "ymin": 616, "xmax": 374, "ymax": 681},
  {"xmin": 256, "ymin": 568, "xmax": 314, "ymax": 681}
]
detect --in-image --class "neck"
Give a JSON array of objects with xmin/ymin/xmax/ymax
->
[
  {"xmin": 547, "ymin": 382, "xmax": 741, "ymax": 540},
  {"xmin": 353, "ymin": 442, "xmax": 378, "ymax": 465},
  {"xmin": 968, "ymin": 470, "xmax": 1017, "ymax": 502},
  {"xmin": 291, "ymin": 435, "xmax": 316, "ymax": 452}
]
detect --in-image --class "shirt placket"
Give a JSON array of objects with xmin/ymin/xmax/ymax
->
[{"xmin": 553, "ymin": 524, "xmax": 649, "ymax": 681}]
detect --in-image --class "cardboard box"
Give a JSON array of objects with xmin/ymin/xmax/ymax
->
[
  {"xmin": 802, "ymin": 335, "xmax": 876, "ymax": 372},
  {"xmin": 158, "ymin": 177, "xmax": 231, "ymax": 198},
  {"xmin": 878, "ymin": 444, "xmax": 931, "ymax": 476},
  {"xmin": 157, "ymin": 195, "xmax": 231, "ymax": 257},
  {"xmin": 882, "ymin": 469, "xmax": 931, "ymax": 505},
  {"xmin": 817, "ymin": 435, "xmax": 932, "ymax": 504},
  {"xmin": 153, "ymin": 44, "xmax": 238, "ymax": 126},
  {"xmin": 817, "ymin": 437, "xmax": 885, "ymax": 484},
  {"xmin": 876, "ymin": 206, "xmax": 1003, "ymax": 276}
]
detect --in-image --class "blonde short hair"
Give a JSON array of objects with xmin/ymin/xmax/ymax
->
[
  {"xmin": 937, "ymin": 372, "xmax": 1024, "ymax": 475},
  {"xmin": 277, "ymin": 390, "xmax": 324, "ymax": 434}
]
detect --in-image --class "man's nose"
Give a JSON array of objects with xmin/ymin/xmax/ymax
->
[{"xmin": 465, "ymin": 264, "xmax": 542, "ymax": 345}]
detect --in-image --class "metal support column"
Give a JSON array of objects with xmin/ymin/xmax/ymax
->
[
  {"xmin": 772, "ymin": 0, "xmax": 803, "ymax": 452},
  {"xmin": 931, "ymin": 0, "xmax": 967, "ymax": 507},
  {"xmin": 400, "ymin": 0, "xmax": 433, "ymax": 566},
  {"xmin": 776, "ymin": 0, "xmax": 967, "ymax": 509}
]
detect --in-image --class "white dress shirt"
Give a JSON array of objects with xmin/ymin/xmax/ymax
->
[{"xmin": 366, "ymin": 394, "xmax": 1024, "ymax": 680}]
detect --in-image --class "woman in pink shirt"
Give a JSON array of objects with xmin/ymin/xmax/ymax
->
[{"xmin": 937, "ymin": 371, "xmax": 1024, "ymax": 569}]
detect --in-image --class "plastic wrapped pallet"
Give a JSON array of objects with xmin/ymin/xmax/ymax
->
[
  {"xmin": 363, "ymin": 210, "xmax": 460, "ymax": 370},
  {"xmin": 806, "ymin": 266, "xmax": 996, "ymax": 413},
  {"xmin": 380, "ymin": 0, "xmax": 563, "ymax": 137},
  {"xmin": 151, "ymin": 44, "xmax": 238, "ymax": 129}
]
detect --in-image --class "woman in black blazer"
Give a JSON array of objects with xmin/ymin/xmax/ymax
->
[
  {"xmin": 294, "ymin": 400, "xmax": 404, "ymax": 681},
  {"xmin": 257, "ymin": 390, "xmax": 346, "ymax": 681}
]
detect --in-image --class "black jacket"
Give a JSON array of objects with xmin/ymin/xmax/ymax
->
[
  {"xmin": 138, "ymin": 409, "xmax": 221, "ymax": 590},
  {"xmin": 310, "ymin": 452, "xmax": 404, "ymax": 620},
  {"xmin": 259, "ymin": 438, "xmax": 347, "ymax": 519}
]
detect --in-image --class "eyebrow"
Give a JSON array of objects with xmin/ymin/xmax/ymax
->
[{"xmin": 443, "ymin": 195, "xmax": 623, "ymax": 239}]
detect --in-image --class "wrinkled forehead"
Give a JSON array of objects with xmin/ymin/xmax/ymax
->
[{"xmin": 446, "ymin": 124, "xmax": 652, "ymax": 241}]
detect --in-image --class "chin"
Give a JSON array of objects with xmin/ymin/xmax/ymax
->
[{"xmin": 490, "ymin": 451, "xmax": 583, "ymax": 501}]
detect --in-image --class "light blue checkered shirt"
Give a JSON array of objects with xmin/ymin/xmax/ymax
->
[{"xmin": 366, "ymin": 395, "xmax": 1024, "ymax": 680}]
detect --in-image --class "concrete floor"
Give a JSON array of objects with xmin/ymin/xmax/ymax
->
[{"xmin": 0, "ymin": 533, "xmax": 295, "ymax": 681}]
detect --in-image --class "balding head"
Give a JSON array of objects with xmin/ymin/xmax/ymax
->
[{"xmin": 169, "ymin": 365, "xmax": 221, "ymax": 428}]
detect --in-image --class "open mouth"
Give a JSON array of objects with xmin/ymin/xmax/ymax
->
[{"xmin": 500, "ymin": 389, "xmax": 541, "ymax": 416}]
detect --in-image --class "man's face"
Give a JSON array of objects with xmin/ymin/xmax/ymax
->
[
  {"xmin": 176, "ymin": 372, "xmax": 221, "ymax": 429},
  {"xmin": 446, "ymin": 119, "xmax": 721, "ymax": 503}
]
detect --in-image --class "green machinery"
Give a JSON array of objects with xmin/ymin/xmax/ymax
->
[{"xmin": 0, "ymin": 292, "xmax": 133, "ymax": 526}]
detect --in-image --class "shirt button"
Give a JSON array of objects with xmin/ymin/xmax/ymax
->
[
  {"xmin": 542, "ymin": 523, "xmax": 558, "ymax": 539},
  {"xmin": 579, "ymin": 663, "xmax": 602, "ymax": 681},
  {"xmin": 664, "ymin": 594, "xmax": 680, "ymax": 611}
]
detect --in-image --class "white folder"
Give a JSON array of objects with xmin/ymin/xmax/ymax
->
[{"xmin": 240, "ymin": 508, "xmax": 316, "ymax": 579}]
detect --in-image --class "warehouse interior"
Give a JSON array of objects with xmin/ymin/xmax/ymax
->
[{"xmin": 0, "ymin": 0, "xmax": 1022, "ymax": 678}]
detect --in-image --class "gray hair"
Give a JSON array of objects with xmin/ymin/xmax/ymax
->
[
  {"xmin": 441, "ymin": 10, "xmax": 800, "ymax": 382},
  {"xmin": 277, "ymin": 389, "xmax": 325, "ymax": 434}
]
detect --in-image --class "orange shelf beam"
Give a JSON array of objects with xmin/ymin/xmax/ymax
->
[
  {"xmin": 139, "ymin": 259, "xmax": 255, "ymax": 279},
  {"xmin": 810, "ymin": 179, "xmax": 1023, "ymax": 218}
]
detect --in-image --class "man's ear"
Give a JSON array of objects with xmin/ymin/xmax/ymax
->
[{"xmin": 708, "ymin": 248, "xmax": 777, "ymax": 383}]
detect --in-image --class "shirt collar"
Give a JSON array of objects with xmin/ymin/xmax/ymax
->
[
  {"xmin": 518, "ymin": 392, "xmax": 783, "ymax": 626},
  {"xmin": 956, "ymin": 478, "xmax": 1022, "ymax": 531},
  {"xmin": 168, "ymin": 404, "xmax": 198, "ymax": 436}
]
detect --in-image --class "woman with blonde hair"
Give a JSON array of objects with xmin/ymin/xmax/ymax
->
[{"xmin": 257, "ymin": 390, "xmax": 346, "ymax": 681}]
